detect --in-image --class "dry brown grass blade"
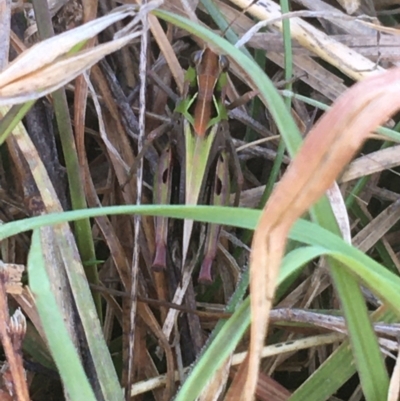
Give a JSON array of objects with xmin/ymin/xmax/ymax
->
[
  {"xmin": 228, "ymin": 0, "xmax": 382, "ymax": 80},
  {"xmin": 388, "ymin": 341, "xmax": 400, "ymax": 401},
  {"xmin": 341, "ymin": 144, "xmax": 400, "ymax": 182},
  {"xmin": 215, "ymin": 1, "xmax": 353, "ymax": 102},
  {"xmin": 326, "ymin": 182, "xmax": 351, "ymax": 243},
  {"xmin": 227, "ymin": 68, "xmax": 400, "ymax": 400},
  {"xmin": 0, "ymin": 0, "xmax": 11, "ymax": 72},
  {"xmin": 136, "ymin": 0, "xmax": 185, "ymax": 94},
  {"xmin": 136, "ymin": 303, "xmax": 175, "ymax": 400},
  {"xmin": 148, "ymin": 13, "xmax": 185, "ymax": 94},
  {"xmin": 74, "ymin": 0, "xmax": 99, "ymax": 207},
  {"xmin": 336, "ymin": 0, "xmax": 361, "ymax": 14},
  {"xmin": 0, "ymin": 263, "xmax": 24, "ymax": 295},
  {"xmin": 199, "ymin": 355, "xmax": 232, "ymax": 401},
  {"xmin": 352, "ymin": 198, "xmax": 400, "ymax": 252}
]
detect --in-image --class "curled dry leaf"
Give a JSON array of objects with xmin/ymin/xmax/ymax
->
[
  {"xmin": 0, "ymin": 7, "xmax": 133, "ymax": 87},
  {"xmin": 229, "ymin": 68, "xmax": 400, "ymax": 400},
  {"xmin": 0, "ymin": 36, "xmax": 142, "ymax": 105},
  {"xmin": 0, "ymin": 3, "xmax": 160, "ymax": 105}
]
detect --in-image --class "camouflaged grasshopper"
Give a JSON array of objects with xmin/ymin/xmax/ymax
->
[{"xmin": 152, "ymin": 47, "xmax": 242, "ymax": 283}]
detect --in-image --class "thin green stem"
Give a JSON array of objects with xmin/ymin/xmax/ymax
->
[{"xmin": 0, "ymin": 102, "xmax": 35, "ymax": 145}]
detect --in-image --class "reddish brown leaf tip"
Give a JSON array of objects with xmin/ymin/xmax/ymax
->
[
  {"xmin": 152, "ymin": 242, "xmax": 167, "ymax": 272},
  {"xmin": 198, "ymin": 257, "xmax": 213, "ymax": 284}
]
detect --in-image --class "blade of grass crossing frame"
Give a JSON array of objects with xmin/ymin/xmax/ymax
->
[{"xmin": 2, "ymin": 203, "xmax": 400, "ymax": 311}]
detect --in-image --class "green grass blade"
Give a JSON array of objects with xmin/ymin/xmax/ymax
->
[
  {"xmin": 175, "ymin": 296, "xmax": 250, "ymax": 401},
  {"xmin": 1, "ymin": 204, "xmax": 400, "ymax": 314},
  {"xmin": 328, "ymin": 262, "xmax": 388, "ymax": 400},
  {"xmin": 28, "ymin": 230, "xmax": 97, "ymax": 401},
  {"xmin": 53, "ymin": 230, "xmax": 124, "ymax": 401},
  {"xmin": 0, "ymin": 102, "xmax": 35, "ymax": 145},
  {"xmin": 312, "ymin": 196, "xmax": 389, "ymax": 401},
  {"xmin": 0, "ymin": 205, "xmax": 258, "ymax": 241}
]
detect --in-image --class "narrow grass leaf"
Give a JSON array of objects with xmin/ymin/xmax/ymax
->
[{"xmin": 28, "ymin": 230, "xmax": 97, "ymax": 401}]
